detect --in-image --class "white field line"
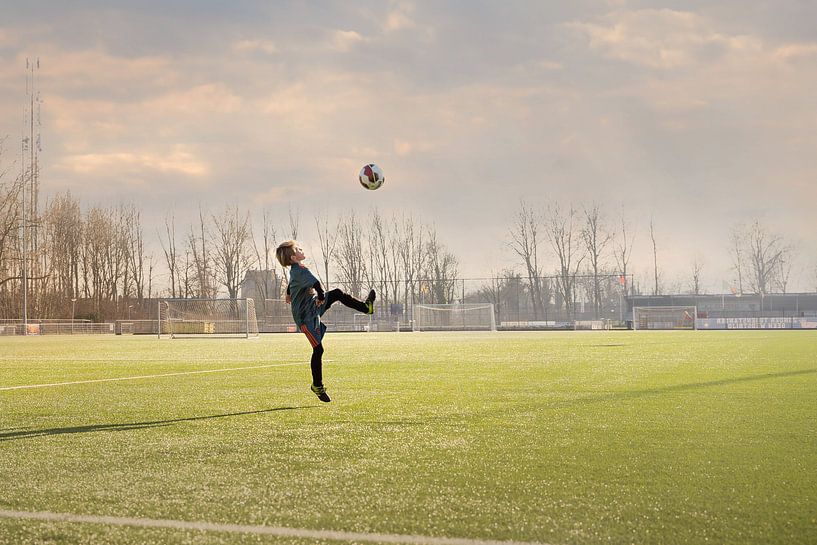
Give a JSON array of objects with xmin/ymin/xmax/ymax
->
[
  {"xmin": 0, "ymin": 356, "xmax": 254, "ymax": 361},
  {"xmin": 0, "ymin": 509, "xmax": 551, "ymax": 545},
  {"xmin": 0, "ymin": 362, "xmax": 305, "ymax": 391},
  {"xmin": 0, "ymin": 356, "xmax": 305, "ymax": 362}
]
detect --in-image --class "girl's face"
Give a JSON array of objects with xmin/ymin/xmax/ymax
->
[{"xmin": 292, "ymin": 245, "xmax": 306, "ymax": 263}]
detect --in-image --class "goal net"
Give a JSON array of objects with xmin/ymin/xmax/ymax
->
[
  {"xmin": 412, "ymin": 303, "xmax": 496, "ymax": 332},
  {"xmin": 158, "ymin": 298, "xmax": 259, "ymax": 338},
  {"xmin": 633, "ymin": 306, "xmax": 697, "ymax": 330}
]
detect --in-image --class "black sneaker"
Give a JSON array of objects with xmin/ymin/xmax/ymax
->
[
  {"xmin": 311, "ymin": 384, "xmax": 331, "ymax": 403},
  {"xmin": 365, "ymin": 289, "xmax": 376, "ymax": 315}
]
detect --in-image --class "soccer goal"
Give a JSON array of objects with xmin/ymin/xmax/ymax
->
[
  {"xmin": 633, "ymin": 306, "xmax": 697, "ymax": 330},
  {"xmin": 412, "ymin": 303, "xmax": 496, "ymax": 332},
  {"xmin": 158, "ymin": 298, "xmax": 260, "ymax": 338}
]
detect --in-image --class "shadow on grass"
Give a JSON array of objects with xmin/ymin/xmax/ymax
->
[
  {"xmin": 0, "ymin": 406, "xmax": 314, "ymax": 442},
  {"xmin": 560, "ymin": 368, "xmax": 817, "ymax": 407}
]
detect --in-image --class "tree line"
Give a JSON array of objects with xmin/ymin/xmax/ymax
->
[
  {"xmin": 0, "ymin": 173, "xmax": 461, "ymax": 320},
  {"xmin": 157, "ymin": 204, "xmax": 460, "ymax": 322},
  {"xmin": 1, "ymin": 178, "xmax": 153, "ymax": 321},
  {"xmin": 0, "ymin": 167, "xmax": 811, "ymax": 322},
  {"xmin": 504, "ymin": 200, "xmax": 804, "ymax": 320}
]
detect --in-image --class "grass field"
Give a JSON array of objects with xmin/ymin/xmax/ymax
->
[{"xmin": 1, "ymin": 331, "xmax": 816, "ymax": 545}]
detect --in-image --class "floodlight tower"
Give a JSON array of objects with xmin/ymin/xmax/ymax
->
[{"xmin": 20, "ymin": 57, "xmax": 42, "ymax": 334}]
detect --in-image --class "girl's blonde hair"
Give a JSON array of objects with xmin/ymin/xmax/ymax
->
[{"xmin": 276, "ymin": 240, "xmax": 297, "ymax": 267}]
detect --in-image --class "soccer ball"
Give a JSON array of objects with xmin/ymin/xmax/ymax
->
[{"xmin": 359, "ymin": 163, "xmax": 385, "ymax": 190}]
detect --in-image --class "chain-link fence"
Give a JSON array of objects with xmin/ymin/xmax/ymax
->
[
  {"xmin": 629, "ymin": 293, "xmax": 817, "ymax": 329},
  {"xmin": 5, "ymin": 287, "xmax": 815, "ymax": 334},
  {"xmin": 0, "ymin": 319, "xmax": 114, "ymax": 335},
  {"xmin": 255, "ymin": 274, "xmax": 632, "ymax": 332}
]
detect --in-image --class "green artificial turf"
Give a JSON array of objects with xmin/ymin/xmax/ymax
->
[{"xmin": 1, "ymin": 331, "xmax": 815, "ymax": 544}]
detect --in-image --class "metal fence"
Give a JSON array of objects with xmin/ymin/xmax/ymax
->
[
  {"xmin": 251, "ymin": 286, "xmax": 817, "ymax": 333},
  {"xmin": 0, "ymin": 320, "xmax": 114, "ymax": 335},
  {"xmin": 629, "ymin": 293, "xmax": 817, "ymax": 319},
  {"xmin": 3, "ymin": 285, "xmax": 816, "ymax": 335},
  {"xmin": 319, "ymin": 274, "xmax": 631, "ymax": 331}
]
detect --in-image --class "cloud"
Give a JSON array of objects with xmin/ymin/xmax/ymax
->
[
  {"xmin": 35, "ymin": 46, "xmax": 175, "ymax": 95},
  {"xmin": 393, "ymin": 138, "xmax": 434, "ymax": 157},
  {"xmin": 567, "ymin": 9, "xmax": 755, "ymax": 69},
  {"xmin": 258, "ymin": 76, "xmax": 357, "ymax": 126},
  {"xmin": 42, "ymin": 83, "xmax": 242, "ymax": 160},
  {"xmin": 1, "ymin": 2, "xmax": 815, "ymax": 289},
  {"xmin": 331, "ymin": 30, "xmax": 366, "ymax": 52},
  {"xmin": 393, "ymin": 139, "xmax": 413, "ymax": 156},
  {"xmin": 567, "ymin": 8, "xmax": 817, "ymax": 121},
  {"xmin": 57, "ymin": 148, "xmax": 209, "ymax": 177},
  {"xmin": 774, "ymin": 43, "xmax": 817, "ymax": 60},
  {"xmin": 144, "ymin": 83, "xmax": 243, "ymax": 115},
  {"xmin": 232, "ymin": 39, "xmax": 279, "ymax": 55},
  {"xmin": 384, "ymin": 3, "xmax": 417, "ymax": 33}
]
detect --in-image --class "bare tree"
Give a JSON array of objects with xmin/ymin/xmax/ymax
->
[
  {"xmin": 181, "ymin": 248, "xmax": 193, "ymax": 298},
  {"xmin": 211, "ymin": 205, "xmax": 254, "ymax": 299},
  {"xmin": 365, "ymin": 208, "xmax": 400, "ymax": 311},
  {"xmin": 690, "ymin": 255, "xmax": 704, "ymax": 295},
  {"xmin": 649, "ymin": 216, "xmax": 661, "ymax": 295},
  {"xmin": 110, "ymin": 207, "xmax": 129, "ymax": 310},
  {"xmin": 477, "ymin": 269, "xmax": 523, "ymax": 324},
  {"xmin": 0, "ymin": 186, "xmax": 21, "ymax": 269},
  {"xmin": 146, "ymin": 255, "xmax": 155, "ymax": 301},
  {"xmin": 334, "ymin": 211, "xmax": 366, "ymax": 297},
  {"xmin": 477, "ymin": 271, "xmax": 503, "ymax": 321},
  {"xmin": 387, "ymin": 215, "xmax": 406, "ymax": 311},
  {"xmin": 424, "ymin": 225, "xmax": 458, "ymax": 304},
  {"xmin": 80, "ymin": 205, "xmax": 127, "ymax": 318},
  {"xmin": 613, "ymin": 206, "xmax": 634, "ymax": 297},
  {"xmin": 545, "ymin": 202, "xmax": 584, "ymax": 316},
  {"xmin": 159, "ymin": 211, "xmax": 180, "ymax": 298},
  {"xmin": 41, "ymin": 192, "xmax": 82, "ymax": 316},
  {"xmin": 259, "ymin": 209, "xmax": 277, "ymax": 273},
  {"xmin": 314, "ymin": 210, "xmax": 338, "ymax": 288},
  {"xmin": 249, "ymin": 208, "xmax": 279, "ymax": 313},
  {"xmin": 509, "ymin": 200, "xmax": 546, "ymax": 319},
  {"xmin": 728, "ymin": 225, "xmax": 746, "ymax": 294},
  {"xmin": 0, "ymin": 174, "xmax": 23, "ymax": 316},
  {"xmin": 396, "ymin": 213, "xmax": 426, "ymax": 311},
  {"xmin": 775, "ymin": 254, "xmax": 794, "ymax": 294},
  {"xmin": 738, "ymin": 219, "xmax": 791, "ymax": 295},
  {"xmin": 287, "ymin": 203, "xmax": 299, "ymax": 240},
  {"xmin": 115, "ymin": 205, "xmax": 133, "ymax": 312},
  {"xmin": 123, "ymin": 204, "xmax": 149, "ymax": 304},
  {"xmin": 187, "ymin": 206, "xmax": 216, "ymax": 298},
  {"xmin": 582, "ymin": 202, "xmax": 613, "ymax": 319}
]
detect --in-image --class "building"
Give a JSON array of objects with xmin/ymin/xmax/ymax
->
[{"xmin": 239, "ymin": 270, "xmax": 282, "ymax": 304}]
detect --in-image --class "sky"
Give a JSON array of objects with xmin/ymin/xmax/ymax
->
[{"xmin": 1, "ymin": 0, "xmax": 816, "ymax": 292}]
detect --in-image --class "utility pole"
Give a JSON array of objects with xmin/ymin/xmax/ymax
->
[
  {"xmin": 20, "ymin": 57, "xmax": 41, "ymax": 334},
  {"xmin": 21, "ymin": 132, "xmax": 27, "ymax": 334},
  {"xmin": 71, "ymin": 298, "xmax": 77, "ymax": 334}
]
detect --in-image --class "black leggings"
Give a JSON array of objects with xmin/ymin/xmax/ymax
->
[
  {"xmin": 310, "ymin": 344, "xmax": 325, "ymax": 386},
  {"xmin": 310, "ymin": 289, "xmax": 368, "ymax": 386},
  {"xmin": 323, "ymin": 288, "xmax": 368, "ymax": 314}
]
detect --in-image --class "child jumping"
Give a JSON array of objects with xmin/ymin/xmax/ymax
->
[{"xmin": 275, "ymin": 240, "xmax": 375, "ymax": 403}]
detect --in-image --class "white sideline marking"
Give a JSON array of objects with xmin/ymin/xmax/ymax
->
[
  {"xmin": 0, "ymin": 356, "xmax": 255, "ymax": 361},
  {"xmin": 0, "ymin": 509, "xmax": 550, "ymax": 545},
  {"xmin": 0, "ymin": 362, "xmax": 303, "ymax": 391}
]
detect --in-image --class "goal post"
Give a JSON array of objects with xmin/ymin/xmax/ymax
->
[
  {"xmin": 633, "ymin": 306, "xmax": 697, "ymax": 331},
  {"xmin": 412, "ymin": 303, "xmax": 496, "ymax": 332},
  {"xmin": 158, "ymin": 298, "xmax": 259, "ymax": 338}
]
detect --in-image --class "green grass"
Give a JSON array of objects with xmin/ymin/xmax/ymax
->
[{"xmin": 1, "ymin": 331, "xmax": 816, "ymax": 545}]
